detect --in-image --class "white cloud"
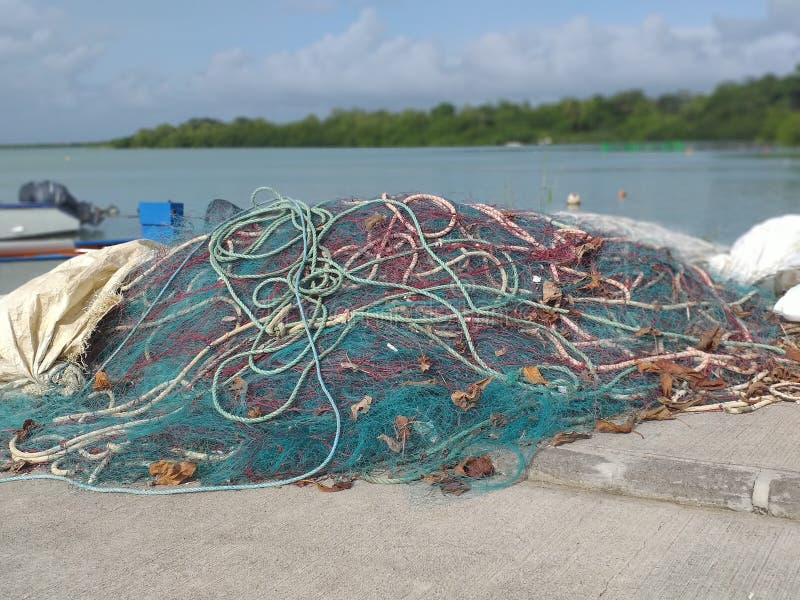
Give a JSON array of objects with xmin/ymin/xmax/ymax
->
[
  {"xmin": 0, "ymin": 1, "xmax": 798, "ymax": 141},
  {"xmin": 182, "ymin": 5, "xmax": 799, "ymax": 120},
  {"xmin": 0, "ymin": 0, "xmax": 102, "ymax": 111}
]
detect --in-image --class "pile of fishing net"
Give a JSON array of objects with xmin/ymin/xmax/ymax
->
[{"xmin": 0, "ymin": 189, "xmax": 794, "ymax": 494}]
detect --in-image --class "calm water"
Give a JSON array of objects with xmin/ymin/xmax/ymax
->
[{"xmin": 1, "ymin": 146, "xmax": 799, "ymax": 244}]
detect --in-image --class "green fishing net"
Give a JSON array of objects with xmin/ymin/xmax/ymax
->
[{"xmin": 0, "ymin": 190, "xmax": 784, "ymax": 493}]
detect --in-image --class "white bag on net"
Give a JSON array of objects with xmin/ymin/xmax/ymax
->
[{"xmin": 0, "ymin": 240, "xmax": 160, "ymax": 387}]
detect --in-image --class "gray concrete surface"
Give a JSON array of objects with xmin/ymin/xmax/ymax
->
[
  {"xmin": 529, "ymin": 403, "xmax": 800, "ymax": 519},
  {"xmin": 2, "ymin": 478, "xmax": 800, "ymax": 600}
]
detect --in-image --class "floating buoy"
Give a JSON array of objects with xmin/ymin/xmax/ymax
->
[
  {"xmin": 617, "ymin": 189, "xmax": 627, "ymax": 200},
  {"xmin": 566, "ymin": 193, "xmax": 581, "ymax": 207}
]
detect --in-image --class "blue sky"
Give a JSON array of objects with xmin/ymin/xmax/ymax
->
[{"xmin": 1, "ymin": 0, "xmax": 797, "ymax": 143}]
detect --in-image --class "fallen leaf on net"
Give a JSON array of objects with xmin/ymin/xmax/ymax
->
[
  {"xmin": 745, "ymin": 380, "xmax": 770, "ymax": 399},
  {"xmin": 377, "ymin": 433, "xmax": 403, "ymax": 453},
  {"xmin": 638, "ymin": 359, "xmax": 727, "ymax": 390},
  {"xmin": 639, "ymin": 405, "xmax": 674, "ymax": 421},
  {"xmin": 92, "ymin": 371, "xmax": 111, "ymax": 391},
  {"xmin": 365, "ymin": 212, "xmax": 387, "ymax": 231},
  {"xmin": 551, "ymin": 431, "xmax": 592, "ymax": 446},
  {"xmin": 634, "ymin": 326, "xmax": 661, "ymax": 337},
  {"xmin": 522, "ymin": 365, "xmax": 548, "ymax": 385},
  {"xmin": 16, "ymin": 418, "xmax": 38, "ymax": 439},
  {"xmin": 659, "ymin": 372, "xmax": 673, "ymax": 397},
  {"xmin": 542, "ymin": 280, "xmax": 562, "ymax": 304},
  {"xmin": 349, "ymin": 395, "xmax": 373, "ymax": 420},
  {"xmin": 489, "ymin": 412, "xmax": 506, "ymax": 427},
  {"xmin": 418, "ymin": 354, "xmax": 432, "ymax": 373},
  {"xmin": 494, "ymin": 347, "xmax": 507, "ymax": 357},
  {"xmin": 574, "ymin": 237, "xmax": 603, "ymax": 262},
  {"xmin": 451, "ymin": 376, "xmax": 493, "ymax": 410},
  {"xmin": 657, "ymin": 395, "xmax": 703, "ymax": 411},
  {"xmin": 595, "ymin": 416, "xmax": 637, "ymax": 434},
  {"xmin": 783, "ymin": 345, "xmax": 800, "ymax": 363},
  {"xmin": 528, "ymin": 307, "xmax": 560, "ymax": 325},
  {"xmin": 394, "ymin": 415, "xmax": 412, "ymax": 443},
  {"xmin": 299, "ymin": 478, "xmax": 354, "ymax": 493},
  {"xmin": 148, "ymin": 460, "xmax": 197, "ymax": 485},
  {"xmin": 229, "ymin": 376, "xmax": 246, "ymax": 393},
  {"xmin": 580, "ymin": 272, "xmax": 603, "ymax": 291},
  {"xmin": 731, "ymin": 305, "xmax": 752, "ymax": 318},
  {"xmin": 697, "ymin": 325, "xmax": 723, "ymax": 352},
  {"xmin": 454, "ymin": 454, "xmax": 495, "ymax": 479},
  {"xmin": 246, "ymin": 406, "xmax": 263, "ymax": 419}
]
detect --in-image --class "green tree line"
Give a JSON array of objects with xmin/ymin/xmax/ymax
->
[{"xmin": 111, "ymin": 66, "xmax": 800, "ymax": 148}]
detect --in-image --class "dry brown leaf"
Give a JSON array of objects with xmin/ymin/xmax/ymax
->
[
  {"xmin": 377, "ymin": 433, "xmax": 403, "ymax": 453},
  {"xmin": 745, "ymin": 380, "xmax": 770, "ymax": 399},
  {"xmin": 246, "ymin": 406, "xmax": 263, "ymax": 419},
  {"xmin": 784, "ymin": 345, "xmax": 800, "ymax": 363},
  {"xmin": 451, "ymin": 376, "xmax": 493, "ymax": 410},
  {"xmin": 229, "ymin": 376, "xmax": 246, "ymax": 392},
  {"xmin": 299, "ymin": 478, "xmax": 354, "ymax": 493},
  {"xmin": 349, "ymin": 395, "xmax": 373, "ymax": 420},
  {"xmin": 659, "ymin": 372, "xmax": 673, "ymax": 397},
  {"xmin": 595, "ymin": 416, "xmax": 636, "ymax": 434},
  {"xmin": 638, "ymin": 359, "xmax": 727, "ymax": 390},
  {"xmin": 16, "ymin": 418, "xmax": 37, "ymax": 440},
  {"xmin": 634, "ymin": 326, "xmax": 661, "ymax": 337},
  {"xmin": 394, "ymin": 415, "xmax": 412, "ymax": 443},
  {"xmin": 440, "ymin": 479, "xmax": 470, "ymax": 495},
  {"xmin": 551, "ymin": 431, "xmax": 592, "ymax": 446},
  {"xmin": 494, "ymin": 347, "xmax": 507, "ymax": 357},
  {"xmin": 418, "ymin": 354, "xmax": 432, "ymax": 373},
  {"xmin": 365, "ymin": 212, "xmax": 387, "ymax": 231},
  {"xmin": 340, "ymin": 358, "xmax": 367, "ymax": 373},
  {"xmin": 697, "ymin": 325, "xmax": 723, "ymax": 352},
  {"xmin": 522, "ymin": 365, "xmax": 548, "ymax": 385},
  {"xmin": 454, "ymin": 454, "xmax": 495, "ymax": 478},
  {"xmin": 574, "ymin": 237, "xmax": 604, "ymax": 262},
  {"xmin": 657, "ymin": 395, "xmax": 703, "ymax": 411},
  {"xmin": 580, "ymin": 272, "xmax": 602, "ymax": 291},
  {"xmin": 92, "ymin": 371, "xmax": 111, "ymax": 391},
  {"xmin": 731, "ymin": 305, "xmax": 752, "ymax": 318},
  {"xmin": 489, "ymin": 412, "xmax": 506, "ymax": 427},
  {"xmin": 543, "ymin": 280, "xmax": 562, "ymax": 304},
  {"xmin": 148, "ymin": 460, "xmax": 197, "ymax": 485},
  {"xmin": 527, "ymin": 307, "xmax": 560, "ymax": 325},
  {"xmin": 639, "ymin": 405, "xmax": 674, "ymax": 421}
]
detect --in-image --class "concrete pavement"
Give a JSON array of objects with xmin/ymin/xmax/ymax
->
[
  {"xmin": 1, "ymin": 476, "xmax": 800, "ymax": 599},
  {"xmin": 529, "ymin": 402, "xmax": 800, "ymax": 520}
]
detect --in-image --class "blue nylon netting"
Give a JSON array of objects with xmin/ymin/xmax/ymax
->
[{"xmin": 0, "ymin": 189, "xmax": 785, "ymax": 494}]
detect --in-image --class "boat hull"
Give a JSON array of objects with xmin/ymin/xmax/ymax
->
[{"xmin": 0, "ymin": 204, "xmax": 80, "ymax": 239}]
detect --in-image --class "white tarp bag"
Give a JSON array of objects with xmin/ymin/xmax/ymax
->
[
  {"xmin": 0, "ymin": 240, "xmax": 160, "ymax": 385},
  {"xmin": 709, "ymin": 215, "xmax": 800, "ymax": 285}
]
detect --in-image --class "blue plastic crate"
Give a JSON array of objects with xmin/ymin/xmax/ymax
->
[{"xmin": 138, "ymin": 201, "xmax": 184, "ymax": 226}]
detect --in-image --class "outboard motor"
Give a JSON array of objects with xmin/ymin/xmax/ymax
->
[{"xmin": 18, "ymin": 180, "xmax": 116, "ymax": 226}]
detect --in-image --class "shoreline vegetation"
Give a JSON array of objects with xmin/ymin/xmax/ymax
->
[{"xmin": 5, "ymin": 67, "xmax": 800, "ymax": 149}]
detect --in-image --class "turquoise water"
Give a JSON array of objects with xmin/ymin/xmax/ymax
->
[{"xmin": 1, "ymin": 145, "xmax": 798, "ymax": 243}]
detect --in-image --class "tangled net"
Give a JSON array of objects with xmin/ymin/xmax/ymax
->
[{"xmin": 0, "ymin": 189, "xmax": 792, "ymax": 494}]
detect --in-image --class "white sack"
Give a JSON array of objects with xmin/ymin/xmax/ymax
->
[
  {"xmin": 709, "ymin": 215, "xmax": 800, "ymax": 285},
  {"xmin": 0, "ymin": 240, "xmax": 160, "ymax": 383},
  {"xmin": 774, "ymin": 283, "xmax": 800, "ymax": 322}
]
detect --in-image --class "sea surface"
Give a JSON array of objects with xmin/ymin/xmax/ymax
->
[{"xmin": 1, "ymin": 145, "xmax": 799, "ymax": 244}]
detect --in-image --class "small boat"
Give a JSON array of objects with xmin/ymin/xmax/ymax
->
[
  {"xmin": 0, "ymin": 202, "xmax": 82, "ymax": 239},
  {"xmin": 0, "ymin": 180, "xmax": 117, "ymax": 241}
]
